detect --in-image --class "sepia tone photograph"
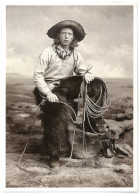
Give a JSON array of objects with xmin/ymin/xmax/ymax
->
[{"xmin": 4, "ymin": 2, "xmax": 138, "ymax": 191}]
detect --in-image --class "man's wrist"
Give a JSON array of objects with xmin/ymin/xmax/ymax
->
[{"xmin": 45, "ymin": 91, "xmax": 52, "ymax": 96}]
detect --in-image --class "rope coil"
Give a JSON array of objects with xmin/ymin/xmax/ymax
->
[{"xmin": 80, "ymin": 77, "xmax": 110, "ymax": 134}]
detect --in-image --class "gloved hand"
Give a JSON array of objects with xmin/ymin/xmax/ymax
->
[
  {"xmin": 46, "ymin": 91, "xmax": 59, "ymax": 102},
  {"xmin": 84, "ymin": 73, "xmax": 94, "ymax": 84}
]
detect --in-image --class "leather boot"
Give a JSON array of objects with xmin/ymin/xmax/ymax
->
[{"xmin": 49, "ymin": 154, "xmax": 60, "ymax": 169}]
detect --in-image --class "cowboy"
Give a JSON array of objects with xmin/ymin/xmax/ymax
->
[
  {"xmin": 33, "ymin": 20, "xmax": 94, "ymax": 168},
  {"xmin": 33, "ymin": 20, "xmax": 94, "ymax": 102}
]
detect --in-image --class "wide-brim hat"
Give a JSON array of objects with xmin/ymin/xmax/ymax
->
[{"xmin": 47, "ymin": 20, "xmax": 86, "ymax": 42}]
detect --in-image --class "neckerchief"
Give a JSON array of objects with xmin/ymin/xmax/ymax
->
[{"xmin": 53, "ymin": 44, "xmax": 73, "ymax": 60}]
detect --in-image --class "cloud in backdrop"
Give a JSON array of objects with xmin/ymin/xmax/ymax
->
[{"xmin": 6, "ymin": 5, "xmax": 133, "ymax": 78}]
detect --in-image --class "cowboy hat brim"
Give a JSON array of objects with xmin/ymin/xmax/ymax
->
[{"xmin": 47, "ymin": 20, "xmax": 86, "ymax": 42}]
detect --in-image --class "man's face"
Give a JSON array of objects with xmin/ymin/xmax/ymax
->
[{"xmin": 57, "ymin": 28, "xmax": 74, "ymax": 47}]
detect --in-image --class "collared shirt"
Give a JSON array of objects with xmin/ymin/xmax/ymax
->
[{"xmin": 33, "ymin": 44, "xmax": 92, "ymax": 95}]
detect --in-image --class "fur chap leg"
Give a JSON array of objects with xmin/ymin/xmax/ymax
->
[{"xmin": 40, "ymin": 96, "xmax": 71, "ymax": 157}]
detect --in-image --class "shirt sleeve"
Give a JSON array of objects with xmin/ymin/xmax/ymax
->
[
  {"xmin": 33, "ymin": 50, "xmax": 51, "ymax": 95},
  {"xmin": 74, "ymin": 51, "xmax": 93, "ymax": 75}
]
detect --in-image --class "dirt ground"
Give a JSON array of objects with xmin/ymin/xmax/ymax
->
[{"xmin": 6, "ymin": 153, "xmax": 133, "ymax": 188}]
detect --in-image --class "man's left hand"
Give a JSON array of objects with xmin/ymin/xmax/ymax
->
[{"xmin": 84, "ymin": 73, "xmax": 94, "ymax": 84}]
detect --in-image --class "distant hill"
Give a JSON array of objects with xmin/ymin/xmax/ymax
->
[{"xmin": 6, "ymin": 73, "xmax": 34, "ymax": 86}]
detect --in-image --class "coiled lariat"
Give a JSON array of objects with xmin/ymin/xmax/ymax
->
[{"xmin": 79, "ymin": 77, "xmax": 111, "ymax": 148}]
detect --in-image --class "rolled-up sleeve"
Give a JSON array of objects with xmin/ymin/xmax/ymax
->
[
  {"xmin": 74, "ymin": 52, "xmax": 93, "ymax": 75},
  {"xmin": 33, "ymin": 53, "xmax": 51, "ymax": 95}
]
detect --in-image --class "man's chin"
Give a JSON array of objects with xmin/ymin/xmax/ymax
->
[
  {"xmin": 61, "ymin": 43, "xmax": 70, "ymax": 47},
  {"xmin": 63, "ymin": 43, "xmax": 70, "ymax": 45}
]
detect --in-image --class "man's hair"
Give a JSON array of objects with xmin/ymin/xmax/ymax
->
[{"xmin": 53, "ymin": 37, "xmax": 78, "ymax": 50}]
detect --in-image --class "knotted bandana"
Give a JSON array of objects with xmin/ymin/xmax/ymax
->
[{"xmin": 53, "ymin": 44, "xmax": 73, "ymax": 60}]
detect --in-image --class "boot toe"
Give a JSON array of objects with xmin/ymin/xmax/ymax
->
[
  {"xmin": 49, "ymin": 161, "xmax": 60, "ymax": 168},
  {"xmin": 49, "ymin": 155, "xmax": 60, "ymax": 169}
]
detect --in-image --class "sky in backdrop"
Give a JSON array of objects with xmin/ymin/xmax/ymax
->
[{"xmin": 6, "ymin": 5, "xmax": 133, "ymax": 78}]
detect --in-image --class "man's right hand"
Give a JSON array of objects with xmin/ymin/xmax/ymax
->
[{"xmin": 46, "ymin": 91, "xmax": 59, "ymax": 102}]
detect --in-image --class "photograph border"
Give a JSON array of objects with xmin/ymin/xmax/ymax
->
[{"xmin": 0, "ymin": 0, "xmax": 139, "ymax": 193}]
